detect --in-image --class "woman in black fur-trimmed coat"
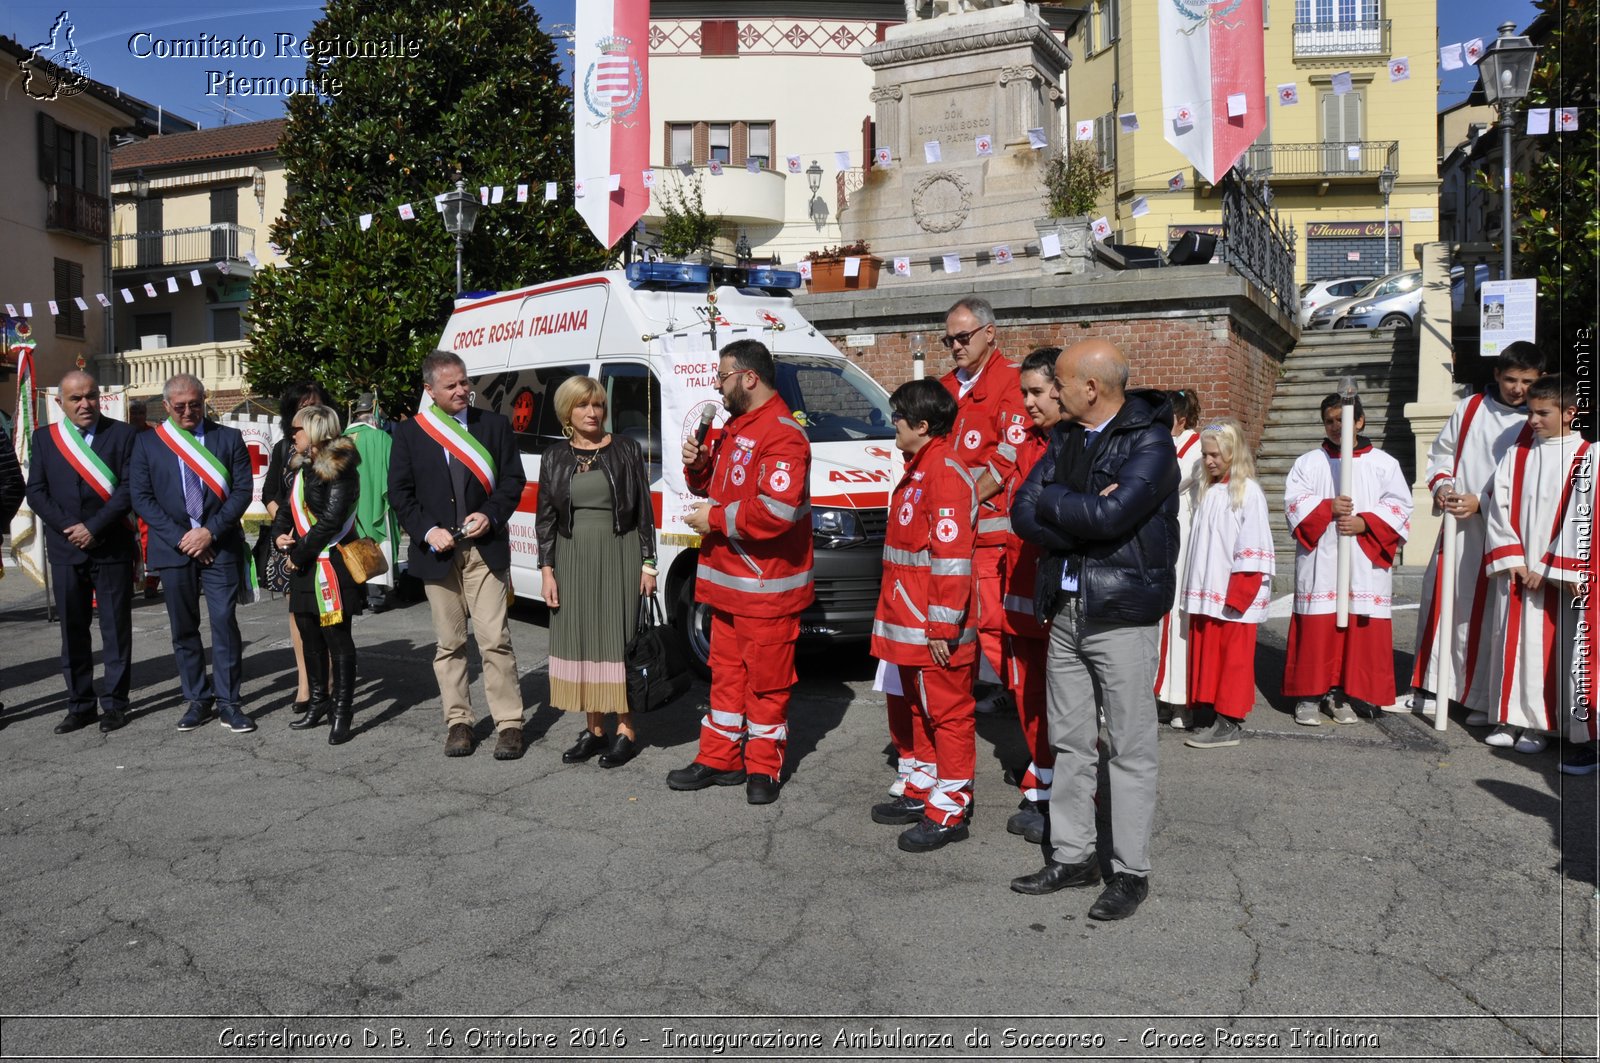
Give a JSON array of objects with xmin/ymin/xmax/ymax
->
[{"xmin": 271, "ymin": 404, "xmax": 365, "ymax": 744}]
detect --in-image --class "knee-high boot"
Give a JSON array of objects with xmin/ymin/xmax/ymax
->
[
  {"xmin": 290, "ymin": 635, "xmax": 330, "ymax": 730},
  {"xmin": 328, "ymin": 654, "xmax": 357, "ymax": 745}
]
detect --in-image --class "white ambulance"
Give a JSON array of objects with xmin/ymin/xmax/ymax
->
[{"xmin": 437, "ymin": 261, "xmax": 896, "ymax": 670}]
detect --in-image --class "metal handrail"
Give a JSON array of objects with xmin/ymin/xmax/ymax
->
[
  {"xmin": 111, "ymin": 223, "xmax": 256, "ymax": 269},
  {"xmin": 1238, "ymin": 141, "xmax": 1400, "ymax": 179},
  {"xmin": 1292, "ymin": 19, "xmax": 1391, "ymax": 57}
]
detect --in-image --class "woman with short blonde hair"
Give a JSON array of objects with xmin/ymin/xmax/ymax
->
[{"xmin": 553, "ymin": 376, "xmax": 607, "ymax": 437}]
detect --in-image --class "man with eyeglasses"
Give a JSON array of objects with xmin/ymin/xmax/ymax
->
[
  {"xmin": 129, "ymin": 373, "xmax": 255, "ymax": 734},
  {"xmin": 669, "ymin": 340, "xmax": 814, "ymax": 805},
  {"xmin": 938, "ymin": 297, "xmax": 1025, "ymax": 716}
]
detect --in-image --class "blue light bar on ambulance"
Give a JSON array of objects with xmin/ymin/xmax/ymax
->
[
  {"xmin": 744, "ymin": 266, "xmax": 803, "ymax": 290},
  {"xmin": 626, "ymin": 261, "xmax": 711, "ymax": 287}
]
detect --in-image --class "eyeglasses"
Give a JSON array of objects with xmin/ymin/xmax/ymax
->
[
  {"xmin": 939, "ymin": 326, "xmax": 987, "ymax": 349},
  {"xmin": 715, "ymin": 368, "xmax": 751, "ymax": 383},
  {"xmin": 890, "ymin": 411, "xmax": 906, "ymax": 423},
  {"xmin": 167, "ymin": 401, "xmax": 204, "ymax": 412}
]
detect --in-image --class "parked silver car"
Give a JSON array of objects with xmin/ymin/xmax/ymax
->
[
  {"xmin": 1298, "ymin": 275, "xmax": 1375, "ymax": 327},
  {"xmin": 1305, "ymin": 270, "xmax": 1422, "ymax": 330},
  {"xmin": 1336, "ymin": 270, "xmax": 1425, "ymax": 330}
]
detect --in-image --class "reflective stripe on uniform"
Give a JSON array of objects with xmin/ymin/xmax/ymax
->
[
  {"xmin": 778, "ymin": 417, "xmax": 805, "ymax": 432},
  {"xmin": 995, "ymin": 442, "xmax": 1016, "ymax": 462},
  {"xmin": 930, "ymin": 557, "xmax": 971, "ymax": 576},
  {"xmin": 929, "ymin": 605, "xmax": 965, "ymax": 625},
  {"xmin": 978, "ymin": 516, "xmax": 1012, "ymax": 534},
  {"xmin": 759, "ymin": 495, "xmax": 808, "ymax": 522},
  {"xmin": 1003, "ymin": 593, "xmax": 1035, "ymax": 614},
  {"xmin": 710, "ymin": 708, "xmax": 745, "ymax": 728},
  {"xmin": 723, "ymin": 500, "xmax": 741, "ymax": 539},
  {"xmin": 945, "ymin": 458, "xmax": 979, "ymax": 488},
  {"xmin": 747, "ymin": 720, "xmax": 788, "ymax": 741},
  {"xmin": 696, "ymin": 563, "xmax": 814, "ymax": 595},
  {"xmin": 874, "ymin": 619, "xmax": 928, "ymax": 644},
  {"xmin": 885, "ymin": 546, "xmax": 931, "ymax": 568}
]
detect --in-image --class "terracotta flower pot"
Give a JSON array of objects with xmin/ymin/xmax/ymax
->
[{"xmin": 807, "ymin": 256, "xmax": 882, "ymax": 293}]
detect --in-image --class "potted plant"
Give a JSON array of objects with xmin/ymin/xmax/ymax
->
[
  {"xmin": 1037, "ymin": 149, "xmax": 1113, "ymax": 275},
  {"xmin": 657, "ymin": 173, "xmax": 725, "ymax": 261},
  {"xmin": 803, "ymin": 240, "xmax": 882, "ymax": 293}
]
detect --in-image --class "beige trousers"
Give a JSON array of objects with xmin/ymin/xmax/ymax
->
[{"xmin": 423, "ymin": 543, "xmax": 524, "ymax": 732}]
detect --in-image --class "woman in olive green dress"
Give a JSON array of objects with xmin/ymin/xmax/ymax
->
[{"xmin": 536, "ymin": 376, "xmax": 658, "ymax": 768}]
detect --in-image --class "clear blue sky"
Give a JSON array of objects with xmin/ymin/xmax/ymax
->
[{"xmin": 1, "ymin": 0, "xmax": 1536, "ymax": 128}]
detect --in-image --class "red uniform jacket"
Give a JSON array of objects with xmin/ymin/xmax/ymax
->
[
  {"xmin": 871, "ymin": 435, "xmax": 979, "ymax": 666},
  {"xmin": 941, "ymin": 354, "xmax": 1025, "ymax": 548},
  {"xmin": 686, "ymin": 393, "xmax": 815, "ymax": 618},
  {"xmin": 1001, "ymin": 423, "xmax": 1053, "ymax": 639}
]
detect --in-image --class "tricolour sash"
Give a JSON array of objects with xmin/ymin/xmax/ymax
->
[
  {"xmin": 290, "ymin": 470, "xmax": 356, "ymax": 626},
  {"xmin": 155, "ymin": 421, "xmax": 229, "ymax": 499},
  {"xmin": 416, "ymin": 403, "xmax": 496, "ymax": 494},
  {"xmin": 52, "ymin": 420, "xmax": 117, "ymax": 502}
]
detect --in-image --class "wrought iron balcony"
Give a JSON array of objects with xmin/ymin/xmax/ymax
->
[
  {"xmin": 1293, "ymin": 19, "xmax": 1391, "ymax": 58},
  {"xmin": 111, "ymin": 224, "xmax": 256, "ymax": 271},
  {"xmin": 1236, "ymin": 140, "xmax": 1400, "ymax": 181},
  {"xmin": 45, "ymin": 183, "xmax": 110, "ymax": 242}
]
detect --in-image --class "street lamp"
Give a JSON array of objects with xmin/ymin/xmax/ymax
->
[
  {"xmin": 1476, "ymin": 21, "xmax": 1539, "ymax": 279},
  {"xmin": 1378, "ymin": 167, "xmax": 1396, "ymax": 273},
  {"xmin": 438, "ymin": 175, "xmax": 480, "ymax": 294}
]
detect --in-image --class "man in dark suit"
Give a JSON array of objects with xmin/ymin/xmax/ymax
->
[
  {"xmin": 25, "ymin": 371, "xmax": 139, "ymax": 734},
  {"xmin": 129, "ymin": 373, "xmax": 255, "ymax": 733},
  {"xmin": 389, "ymin": 350, "xmax": 527, "ymax": 760}
]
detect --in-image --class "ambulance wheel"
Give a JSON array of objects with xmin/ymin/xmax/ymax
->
[{"xmin": 675, "ymin": 576, "xmax": 714, "ymax": 680}]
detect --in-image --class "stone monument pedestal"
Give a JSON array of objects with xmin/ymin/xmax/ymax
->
[{"xmin": 844, "ymin": 3, "xmax": 1069, "ymax": 277}]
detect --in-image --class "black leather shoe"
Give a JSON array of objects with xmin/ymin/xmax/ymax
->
[
  {"xmin": 1088, "ymin": 872, "xmax": 1150, "ymax": 921},
  {"xmin": 54, "ymin": 712, "xmax": 96, "ymax": 735},
  {"xmin": 897, "ymin": 815, "xmax": 969, "ymax": 852},
  {"xmin": 562, "ymin": 729, "xmax": 607, "ymax": 764},
  {"xmin": 1006, "ymin": 800, "xmax": 1047, "ymax": 840},
  {"xmin": 98, "ymin": 708, "xmax": 128, "ymax": 733},
  {"xmin": 746, "ymin": 774, "xmax": 780, "ymax": 804},
  {"xmin": 666, "ymin": 761, "xmax": 746, "ymax": 790},
  {"xmin": 598, "ymin": 734, "xmax": 638, "ymax": 769},
  {"xmin": 871, "ymin": 796, "xmax": 926, "ymax": 824},
  {"xmin": 1009, "ymin": 857, "xmax": 1102, "ymax": 895}
]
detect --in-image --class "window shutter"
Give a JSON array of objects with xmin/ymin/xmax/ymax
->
[
  {"xmin": 81, "ymin": 133, "xmax": 98, "ymax": 194},
  {"xmin": 38, "ymin": 113, "xmax": 57, "ymax": 183},
  {"xmin": 700, "ymin": 20, "xmax": 737, "ymax": 56}
]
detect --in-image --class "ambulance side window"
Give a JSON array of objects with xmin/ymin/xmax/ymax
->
[
  {"xmin": 495, "ymin": 364, "xmax": 588, "ymax": 456},
  {"xmin": 600, "ymin": 362, "xmax": 663, "ymax": 476}
]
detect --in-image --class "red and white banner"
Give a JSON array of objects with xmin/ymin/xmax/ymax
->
[
  {"xmin": 574, "ymin": 0, "xmax": 650, "ymax": 249},
  {"xmin": 1160, "ymin": 0, "xmax": 1267, "ymax": 185}
]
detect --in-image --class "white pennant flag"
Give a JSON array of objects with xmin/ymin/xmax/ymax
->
[
  {"xmin": 491, "ymin": 185, "xmax": 505, "ymax": 204},
  {"xmin": 1027, "ymin": 127, "xmax": 1048, "ymax": 150},
  {"xmin": 1527, "ymin": 108, "xmax": 1551, "ymax": 134},
  {"xmin": 360, "ymin": 213, "xmax": 373, "ymax": 231},
  {"xmin": 575, "ymin": 179, "xmax": 587, "ymax": 199},
  {"xmin": 434, "ymin": 192, "xmax": 448, "ymax": 212},
  {"xmin": 2, "ymin": 304, "xmax": 12, "ymax": 317},
  {"xmin": 975, "ymin": 135, "xmax": 993, "ymax": 157},
  {"xmin": 72, "ymin": 297, "xmax": 87, "ymax": 312},
  {"xmin": 797, "ymin": 260, "xmax": 813, "ymax": 280},
  {"xmin": 1277, "ymin": 83, "xmax": 1299, "ymax": 106},
  {"xmin": 48, "ymin": 300, "xmax": 59, "ymax": 315},
  {"xmin": 1463, "ymin": 38, "xmax": 1485, "ymax": 64},
  {"xmin": 517, "ymin": 184, "xmax": 529, "ymax": 202},
  {"xmin": 190, "ymin": 269, "xmax": 203, "ymax": 286},
  {"xmin": 21, "ymin": 303, "xmax": 31, "ymax": 317},
  {"xmin": 120, "ymin": 289, "xmax": 134, "ymax": 304},
  {"xmin": 874, "ymin": 147, "xmax": 892, "ymax": 167},
  {"xmin": 1131, "ymin": 195, "xmax": 1150, "ymax": 217},
  {"xmin": 1346, "ymin": 144, "xmax": 1362, "ymax": 162},
  {"xmin": 924, "ymin": 140, "xmax": 942, "ymax": 164},
  {"xmin": 1559, "ymin": 107, "xmax": 1579, "ymax": 131},
  {"xmin": 1039, "ymin": 232, "xmax": 1062, "ymax": 259},
  {"xmin": 893, "ymin": 256, "xmax": 911, "ymax": 277},
  {"xmin": 745, "ymin": 158, "xmax": 760, "ymax": 173},
  {"xmin": 1331, "ymin": 71, "xmax": 1353, "ymax": 96},
  {"xmin": 1174, "ymin": 104, "xmax": 1196, "ymax": 131},
  {"xmin": 707, "ymin": 160, "xmax": 723, "ymax": 176},
  {"xmin": 243, "ymin": 250, "xmax": 259, "ymax": 268},
  {"xmin": 544, "ymin": 182, "xmax": 558, "ymax": 202},
  {"xmin": 479, "ymin": 186, "xmax": 490, "ymax": 205},
  {"xmin": 842, "ymin": 257, "xmax": 861, "ymax": 278},
  {"xmin": 1440, "ymin": 43, "xmax": 1464, "ymax": 70},
  {"xmin": 143, "ymin": 283, "xmax": 158, "ymax": 298},
  {"xmin": 992, "ymin": 245, "xmax": 1013, "ymax": 265},
  {"xmin": 834, "ymin": 150, "xmax": 851, "ymax": 170},
  {"xmin": 642, "ymin": 169, "xmax": 656, "ymax": 188},
  {"xmin": 1118, "ymin": 113, "xmax": 1139, "ymax": 133},
  {"xmin": 1091, "ymin": 217, "xmax": 1112, "ymax": 241},
  {"xmin": 166, "ymin": 277, "xmax": 179, "ymax": 293},
  {"xmin": 1388, "ymin": 57, "xmax": 1410, "ymax": 82},
  {"xmin": 607, "ymin": 173, "xmax": 622, "ymax": 191},
  {"xmin": 786, "ymin": 155, "xmax": 802, "ymax": 174},
  {"xmin": 398, "ymin": 203, "xmax": 415, "ymax": 220},
  {"xmin": 1227, "ymin": 93, "xmax": 1247, "ymax": 117},
  {"xmin": 93, "ymin": 293, "xmax": 109, "ymax": 308},
  {"xmin": 942, "ymin": 253, "xmax": 961, "ymax": 273},
  {"xmin": 1075, "ymin": 119, "xmax": 1094, "ymax": 141}
]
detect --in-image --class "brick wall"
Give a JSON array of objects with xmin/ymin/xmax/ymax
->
[{"xmin": 821, "ymin": 307, "xmax": 1285, "ymax": 449}]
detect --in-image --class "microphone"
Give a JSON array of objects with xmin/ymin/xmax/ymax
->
[{"xmin": 693, "ymin": 406, "xmax": 716, "ymax": 447}]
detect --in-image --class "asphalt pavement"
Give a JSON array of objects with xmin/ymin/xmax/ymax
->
[{"xmin": 0, "ymin": 566, "xmax": 1594, "ymax": 1062}]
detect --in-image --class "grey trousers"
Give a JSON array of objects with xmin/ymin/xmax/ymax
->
[{"xmin": 1045, "ymin": 597, "xmax": 1159, "ymax": 877}]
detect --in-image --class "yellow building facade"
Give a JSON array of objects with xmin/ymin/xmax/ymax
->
[{"xmin": 1066, "ymin": 0, "xmax": 1439, "ymax": 281}]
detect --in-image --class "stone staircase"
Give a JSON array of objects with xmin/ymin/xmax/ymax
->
[{"xmin": 1256, "ymin": 328, "xmax": 1419, "ymax": 590}]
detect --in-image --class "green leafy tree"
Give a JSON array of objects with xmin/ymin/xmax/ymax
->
[
  {"xmin": 1509, "ymin": 0, "xmax": 1597, "ymax": 379},
  {"xmin": 246, "ymin": 0, "xmax": 609, "ymax": 414}
]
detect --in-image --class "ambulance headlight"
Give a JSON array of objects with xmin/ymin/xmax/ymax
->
[{"xmin": 812, "ymin": 508, "xmax": 865, "ymax": 548}]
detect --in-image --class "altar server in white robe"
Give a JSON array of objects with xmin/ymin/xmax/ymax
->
[
  {"xmin": 1544, "ymin": 446, "xmax": 1598, "ymax": 775},
  {"xmin": 1408, "ymin": 344, "xmax": 1543, "ymax": 715},
  {"xmin": 1284, "ymin": 394, "xmax": 1413, "ymax": 724},
  {"xmin": 1480, "ymin": 374, "xmax": 1588, "ymax": 754},
  {"xmin": 1155, "ymin": 388, "xmax": 1205, "ymax": 729}
]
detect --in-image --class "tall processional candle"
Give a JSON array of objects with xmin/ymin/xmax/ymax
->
[{"xmin": 1335, "ymin": 377, "xmax": 1357, "ymax": 627}]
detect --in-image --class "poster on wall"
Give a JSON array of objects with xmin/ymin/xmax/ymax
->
[{"xmin": 1479, "ymin": 279, "xmax": 1537, "ymax": 357}]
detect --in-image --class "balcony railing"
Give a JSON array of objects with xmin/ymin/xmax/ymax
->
[
  {"xmin": 1293, "ymin": 19, "xmax": 1391, "ymax": 58},
  {"xmin": 1237, "ymin": 140, "xmax": 1399, "ymax": 180},
  {"xmin": 45, "ymin": 183, "xmax": 110, "ymax": 242},
  {"xmin": 93, "ymin": 340, "xmax": 249, "ymax": 395},
  {"xmin": 111, "ymin": 224, "xmax": 256, "ymax": 270}
]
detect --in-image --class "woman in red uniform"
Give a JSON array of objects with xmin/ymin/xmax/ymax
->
[{"xmin": 870, "ymin": 379, "xmax": 980, "ymax": 853}]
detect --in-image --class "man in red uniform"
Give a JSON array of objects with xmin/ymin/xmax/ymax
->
[
  {"xmin": 1001, "ymin": 347, "xmax": 1064, "ymax": 843},
  {"xmin": 669, "ymin": 340, "xmax": 814, "ymax": 805},
  {"xmin": 939, "ymin": 297, "xmax": 1024, "ymax": 712},
  {"xmin": 869, "ymin": 379, "xmax": 979, "ymax": 851}
]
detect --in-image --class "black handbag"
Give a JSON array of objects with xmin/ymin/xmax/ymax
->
[
  {"xmin": 625, "ymin": 593, "xmax": 693, "ymax": 714},
  {"xmin": 254, "ymin": 526, "xmax": 291, "ymax": 595}
]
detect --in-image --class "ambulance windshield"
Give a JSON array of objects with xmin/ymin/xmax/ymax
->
[{"xmin": 773, "ymin": 355, "xmax": 896, "ymax": 443}]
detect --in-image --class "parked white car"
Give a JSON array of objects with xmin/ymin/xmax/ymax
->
[{"xmin": 1298, "ymin": 275, "xmax": 1375, "ymax": 327}]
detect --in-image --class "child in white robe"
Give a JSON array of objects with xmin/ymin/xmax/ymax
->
[{"xmin": 1155, "ymin": 388, "xmax": 1205, "ymax": 729}]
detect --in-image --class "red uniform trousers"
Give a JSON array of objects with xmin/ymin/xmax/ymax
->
[
  {"xmin": 1188, "ymin": 615, "xmax": 1259, "ymax": 719},
  {"xmin": 974, "ymin": 544, "xmax": 1007, "ymax": 680},
  {"xmin": 1004, "ymin": 633, "xmax": 1054, "ymax": 802},
  {"xmin": 698, "ymin": 610, "xmax": 799, "ymax": 778},
  {"xmin": 889, "ymin": 649, "xmax": 977, "ymax": 826},
  {"xmin": 884, "ymin": 683, "xmax": 925, "ymax": 785},
  {"xmin": 1282, "ymin": 613, "xmax": 1397, "ymax": 707}
]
